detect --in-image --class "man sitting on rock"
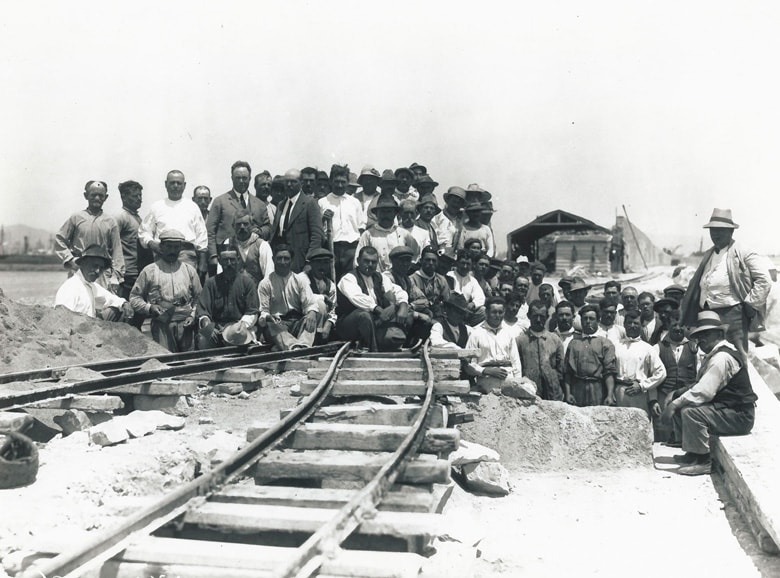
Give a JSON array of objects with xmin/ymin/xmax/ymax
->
[
  {"xmin": 564, "ymin": 304, "xmax": 617, "ymax": 407},
  {"xmin": 196, "ymin": 242, "xmax": 259, "ymax": 349},
  {"xmin": 55, "ymin": 244, "xmax": 135, "ymax": 321},
  {"xmin": 613, "ymin": 310, "xmax": 666, "ymax": 416},
  {"xmin": 303, "ymin": 248, "xmax": 337, "ymax": 344},
  {"xmin": 129, "ymin": 229, "xmax": 202, "ymax": 352},
  {"xmin": 336, "ymin": 246, "xmax": 411, "ymax": 351},
  {"xmin": 258, "ymin": 244, "xmax": 320, "ymax": 350},
  {"xmin": 447, "ymin": 249, "xmax": 486, "ymax": 326},
  {"xmin": 430, "ymin": 293, "xmax": 472, "ymax": 350},
  {"xmin": 465, "ymin": 296, "xmax": 536, "ymax": 398},
  {"xmin": 410, "ymin": 246, "xmax": 451, "ymax": 319},
  {"xmin": 661, "ymin": 311, "xmax": 757, "ymax": 476},
  {"xmin": 517, "ymin": 300, "xmax": 565, "ymax": 401}
]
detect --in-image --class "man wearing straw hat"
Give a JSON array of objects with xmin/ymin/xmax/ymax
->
[
  {"xmin": 355, "ymin": 195, "xmax": 417, "ymax": 273},
  {"xmin": 680, "ymin": 208, "xmax": 771, "ymax": 360},
  {"xmin": 661, "ymin": 310, "xmax": 757, "ymax": 475}
]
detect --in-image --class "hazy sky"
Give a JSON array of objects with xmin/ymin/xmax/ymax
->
[{"xmin": 2, "ymin": 1, "xmax": 779, "ymax": 255}]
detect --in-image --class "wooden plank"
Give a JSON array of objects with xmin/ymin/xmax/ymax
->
[
  {"xmin": 300, "ymin": 380, "xmax": 470, "ymax": 396},
  {"xmin": 212, "ymin": 368, "xmax": 266, "ymax": 383},
  {"xmin": 184, "ymin": 502, "xmax": 445, "ymax": 540},
  {"xmin": 24, "ymin": 395, "xmax": 124, "ymax": 411},
  {"xmin": 350, "ymin": 351, "xmax": 419, "ymax": 358},
  {"xmin": 308, "ymin": 367, "xmax": 423, "ymax": 381},
  {"xmin": 101, "ymin": 561, "xmax": 262, "ymax": 578},
  {"xmin": 430, "ymin": 347, "xmax": 480, "ymax": 359},
  {"xmin": 314, "ymin": 357, "xmax": 422, "ymax": 369},
  {"xmin": 280, "ymin": 402, "xmax": 446, "ymax": 428},
  {"xmin": 105, "ymin": 380, "xmax": 200, "ymax": 396},
  {"xmin": 246, "ymin": 423, "xmax": 459, "ymax": 455},
  {"xmin": 212, "ymin": 485, "xmax": 435, "ymax": 512},
  {"xmin": 253, "ymin": 450, "xmax": 450, "ymax": 484}
]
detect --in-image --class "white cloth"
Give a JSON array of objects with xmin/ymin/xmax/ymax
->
[
  {"xmin": 55, "ymin": 270, "xmax": 126, "ymax": 317},
  {"xmin": 503, "ymin": 317, "xmax": 529, "ymax": 342},
  {"xmin": 431, "ymin": 211, "xmax": 461, "ymax": 252},
  {"xmin": 337, "ymin": 271, "xmax": 409, "ymax": 311},
  {"xmin": 355, "ymin": 225, "xmax": 418, "ymax": 272},
  {"xmin": 138, "ymin": 198, "xmax": 207, "ymax": 250},
  {"xmin": 556, "ymin": 328, "xmax": 576, "ymax": 354},
  {"xmin": 318, "ymin": 193, "xmax": 365, "ymax": 243},
  {"xmin": 596, "ymin": 323, "xmax": 626, "ymax": 348},
  {"xmin": 446, "ymin": 271, "xmax": 485, "ymax": 308},
  {"xmin": 614, "ymin": 336, "xmax": 667, "ymax": 392},
  {"xmin": 466, "ymin": 321, "xmax": 523, "ymax": 377}
]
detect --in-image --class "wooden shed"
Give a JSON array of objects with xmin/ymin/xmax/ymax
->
[{"xmin": 552, "ymin": 232, "xmax": 612, "ymax": 274}]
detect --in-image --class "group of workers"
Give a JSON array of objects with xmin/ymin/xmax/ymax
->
[{"xmin": 51, "ymin": 162, "xmax": 769, "ymax": 477}]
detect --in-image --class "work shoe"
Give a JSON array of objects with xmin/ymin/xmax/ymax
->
[
  {"xmin": 673, "ymin": 452, "xmax": 699, "ymax": 465},
  {"xmin": 678, "ymin": 461, "xmax": 712, "ymax": 476}
]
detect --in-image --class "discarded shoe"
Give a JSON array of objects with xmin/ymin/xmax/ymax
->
[
  {"xmin": 678, "ymin": 461, "xmax": 712, "ymax": 476},
  {"xmin": 673, "ymin": 452, "xmax": 699, "ymax": 465}
]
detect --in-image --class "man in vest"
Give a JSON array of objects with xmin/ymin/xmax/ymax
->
[
  {"xmin": 383, "ymin": 245, "xmax": 433, "ymax": 345},
  {"xmin": 303, "ymin": 248, "xmax": 337, "ymax": 343},
  {"xmin": 336, "ymin": 245, "xmax": 411, "ymax": 351},
  {"xmin": 430, "ymin": 293, "xmax": 472, "ymax": 350},
  {"xmin": 661, "ymin": 311, "xmax": 757, "ymax": 475}
]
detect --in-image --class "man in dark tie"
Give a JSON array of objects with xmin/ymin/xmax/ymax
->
[
  {"xmin": 206, "ymin": 161, "xmax": 271, "ymax": 277},
  {"xmin": 270, "ymin": 168, "xmax": 324, "ymax": 273}
]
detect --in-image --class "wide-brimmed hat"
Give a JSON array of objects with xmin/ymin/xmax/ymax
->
[
  {"xmin": 409, "ymin": 162, "xmax": 427, "ymax": 174},
  {"xmin": 369, "ymin": 195, "xmax": 400, "ymax": 216},
  {"xmin": 306, "ymin": 247, "xmax": 334, "ymax": 262},
  {"xmin": 222, "ymin": 321, "xmax": 252, "ymax": 345},
  {"xmin": 75, "ymin": 244, "xmax": 112, "ymax": 268},
  {"xmin": 416, "ymin": 192, "xmax": 441, "ymax": 215},
  {"xmin": 358, "ymin": 165, "xmax": 381, "ymax": 183},
  {"xmin": 703, "ymin": 208, "xmax": 739, "ymax": 229},
  {"xmin": 348, "ymin": 172, "xmax": 359, "ymax": 188},
  {"xmin": 567, "ymin": 277, "xmax": 591, "ymax": 292},
  {"xmin": 653, "ymin": 297, "xmax": 680, "ymax": 313},
  {"xmin": 443, "ymin": 292, "xmax": 471, "ymax": 313},
  {"xmin": 444, "ymin": 186, "xmax": 466, "ymax": 204},
  {"xmin": 389, "ymin": 245, "xmax": 415, "ymax": 260},
  {"xmin": 414, "ymin": 175, "xmax": 439, "ymax": 189},
  {"xmin": 481, "ymin": 201, "xmax": 496, "ymax": 214},
  {"xmin": 394, "ymin": 167, "xmax": 414, "ymax": 179},
  {"xmin": 464, "ymin": 201, "xmax": 484, "ymax": 213},
  {"xmin": 466, "ymin": 183, "xmax": 492, "ymax": 202},
  {"xmin": 379, "ymin": 170, "xmax": 398, "ymax": 186},
  {"xmin": 159, "ymin": 229, "xmax": 186, "ymax": 243},
  {"xmin": 688, "ymin": 311, "xmax": 729, "ymax": 337}
]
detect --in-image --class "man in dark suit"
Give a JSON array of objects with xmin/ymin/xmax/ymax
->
[
  {"xmin": 270, "ymin": 168, "xmax": 323, "ymax": 273},
  {"xmin": 206, "ymin": 160, "xmax": 271, "ymax": 276}
]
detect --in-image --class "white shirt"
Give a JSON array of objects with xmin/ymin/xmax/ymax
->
[
  {"xmin": 503, "ymin": 317, "xmax": 529, "ymax": 342},
  {"xmin": 614, "ymin": 336, "xmax": 667, "ymax": 392},
  {"xmin": 430, "ymin": 320, "xmax": 472, "ymax": 348},
  {"xmin": 55, "ymin": 270, "xmax": 126, "ymax": 318},
  {"xmin": 138, "ymin": 198, "xmax": 207, "ymax": 250},
  {"xmin": 431, "ymin": 211, "xmax": 461, "ymax": 252},
  {"xmin": 556, "ymin": 328, "xmax": 576, "ymax": 354},
  {"xmin": 319, "ymin": 193, "xmax": 365, "ymax": 243},
  {"xmin": 337, "ymin": 270, "xmax": 409, "ymax": 311},
  {"xmin": 700, "ymin": 248, "xmax": 739, "ymax": 308},
  {"xmin": 466, "ymin": 321, "xmax": 523, "ymax": 377},
  {"xmin": 279, "ymin": 193, "xmax": 300, "ymax": 234},
  {"xmin": 446, "ymin": 270, "xmax": 486, "ymax": 308},
  {"xmin": 596, "ymin": 323, "xmax": 626, "ymax": 348}
]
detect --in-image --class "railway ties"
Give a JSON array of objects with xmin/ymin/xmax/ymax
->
[{"xmin": 20, "ymin": 343, "xmax": 470, "ymax": 578}]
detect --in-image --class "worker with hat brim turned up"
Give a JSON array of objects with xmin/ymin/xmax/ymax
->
[
  {"xmin": 661, "ymin": 311, "xmax": 757, "ymax": 475},
  {"xmin": 680, "ymin": 208, "xmax": 771, "ymax": 361}
]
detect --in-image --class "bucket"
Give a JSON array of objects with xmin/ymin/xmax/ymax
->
[{"xmin": 0, "ymin": 431, "xmax": 39, "ymax": 489}]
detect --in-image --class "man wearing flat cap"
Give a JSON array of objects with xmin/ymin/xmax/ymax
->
[
  {"xmin": 661, "ymin": 311, "xmax": 757, "ymax": 475},
  {"xmin": 130, "ymin": 229, "xmax": 202, "ymax": 352},
  {"xmin": 304, "ymin": 248, "xmax": 338, "ymax": 343},
  {"xmin": 680, "ymin": 208, "xmax": 771, "ymax": 360},
  {"xmin": 384, "ymin": 245, "xmax": 434, "ymax": 344},
  {"xmin": 649, "ymin": 297, "xmax": 679, "ymax": 345}
]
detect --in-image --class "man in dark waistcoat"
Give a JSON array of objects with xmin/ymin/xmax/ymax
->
[{"xmin": 661, "ymin": 311, "xmax": 757, "ymax": 475}]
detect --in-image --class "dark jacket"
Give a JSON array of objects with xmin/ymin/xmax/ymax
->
[
  {"xmin": 270, "ymin": 194, "xmax": 323, "ymax": 273},
  {"xmin": 206, "ymin": 190, "xmax": 270, "ymax": 258}
]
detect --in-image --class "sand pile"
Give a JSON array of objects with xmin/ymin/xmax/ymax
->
[
  {"xmin": 0, "ymin": 288, "xmax": 167, "ymax": 373},
  {"xmin": 459, "ymin": 395, "xmax": 653, "ymax": 472}
]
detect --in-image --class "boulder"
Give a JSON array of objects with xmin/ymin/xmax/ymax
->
[
  {"xmin": 53, "ymin": 409, "xmax": 92, "ymax": 436},
  {"xmin": 500, "ymin": 378, "xmax": 537, "ymax": 400},
  {"xmin": 0, "ymin": 411, "xmax": 33, "ymax": 433},
  {"xmin": 462, "ymin": 461, "xmax": 511, "ymax": 496},
  {"xmin": 119, "ymin": 411, "xmax": 158, "ymax": 438},
  {"xmin": 450, "ymin": 440, "xmax": 500, "ymax": 467},
  {"xmin": 89, "ymin": 420, "xmax": 129, "ymax": 447},
  {"xmin": 133, "ymin": 395, "xmax": 190, "ymax": 417},
  {"xmin": 58, "ymin": 366, "xmax": 104, "ymax": 382},
  {"xmin": 191, "ymin": 430, "xmax": 243, "ymax": 468},
  {"xmin": 211, "ymin": 382, "xmax": 244, "ymax": 395}
]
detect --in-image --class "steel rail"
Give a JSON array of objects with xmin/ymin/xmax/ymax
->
[
  {"xmin": 0, "ymin": 342, "xmax": 344, "ymax": 411},
  {"xmin": 278, "ymin": 341, "xmax": 436, "ymax": 578},
  {"xmin": 0, "ymin": 344, "xmax": 265, "ymax": 384},
  {"xmin": 20, "ymin": 342, "xmax": 352, "ymax": 578}
]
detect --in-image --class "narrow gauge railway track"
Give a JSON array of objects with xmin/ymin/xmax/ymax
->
[
  {"xmin": 19, "ymin": 342, "xmax": 460, "ymax": 578},
  {"xmin": 0, "ymin": 343, "xmax": 343, "ymax": 411}
]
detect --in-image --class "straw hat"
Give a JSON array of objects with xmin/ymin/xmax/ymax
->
[
  {"xmin": 222, "ymin": 321, "xmax": 252, "ymax": 345},
  {"xmin": 703, "ymin": 208, "xmax": 739, "ymax": 229},
  {"xmin": 688, "ymin": 311, "xmax": 729, "ymax": 337}
]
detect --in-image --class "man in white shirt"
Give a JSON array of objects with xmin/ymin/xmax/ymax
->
[
  {"xmin": 138, "ymin": 170, "xmax": 208, "ymax": 277},
  {"xmin": 466, "ymin": 297, "xmax": 536, "ymax": 398},
  {"xmin": 446, "ymin": 250, "xmax": 485, "ymax": 326},
  {"xmin": 613, "ymin": 310, "xmax": 667, "ymax": 416},
  {"xmin": 336, "ymin": 246, "xmax": 410, "ymax": 351},
  {"xmin": 55, "ymin": 244, "xmax": 134, "ymax": 321},
  {"xmin": 638, "ymin": 291, "xmax": 657, "ymax": 343},
  {"xmin": 432, "ymin": 186, "xmax": 465, "ymax": 255},
  {"xmin": 319, "ymin": 164, "xmax": 365, "ymax": 279},
  {"xmin": 355, "ymin": 195, "xmax": 417, "ymax": 273}
]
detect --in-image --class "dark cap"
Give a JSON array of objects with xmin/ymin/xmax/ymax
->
[
  {"xmin": 306, "ymin": 247, "xmax": 334, "ymax": 262},
  {"xmin": 389, "ymin": 245, "xmax": 415, "ymax": 260},
  {"xmin": 75, "ymin": 244, "xmax": 112, "ymax": 268}
]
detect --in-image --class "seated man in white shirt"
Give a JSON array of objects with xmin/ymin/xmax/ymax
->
[
  {"xmin": 336, "ymin": 246, "xmax": 411, "ymax": 351},
  {"xmin": 446, "ymin": 249, "xmax": 486, "ymax": 326},
  {"xmin": 613, "ymin": 309, "xmax": 667, "ymax": 416},
  {"xmin": 465, "ymin": 296, "xmax": 536, "ymax": 398},
  {"xmin": 55, "ymin": 244, "xmax": 134, "ymax": 322}
]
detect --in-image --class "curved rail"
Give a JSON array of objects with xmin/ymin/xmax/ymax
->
[{"xmin": 20, "ymin": 342, "xmax": 353, "ymax": 578}]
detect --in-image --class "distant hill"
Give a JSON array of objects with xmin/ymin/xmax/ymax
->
[{"xmin": 1, "ymin": 224, "xmax": 56, "ymax": 254}]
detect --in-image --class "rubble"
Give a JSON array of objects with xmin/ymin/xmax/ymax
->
[
  {"xmin": 462, "ymin": 461, "xmax": 511, "ymax": 496},
  {"xmin": 89, "ymin": 421, "xmax": 129, "ymax": 447},
  {"xmin": 451, "ymin": 440, "xmax": 500, "ymax": 467},
  {"xmin": 52, "ymin": 409, "xmax": 91, "ymax": 435},
  {"xmin": 133, "ymin": 395, "xmax": 190, "ymax": 417},
  {"xmin": 0, "ymin": 412, "xmax": 33, "ymax": 433}
]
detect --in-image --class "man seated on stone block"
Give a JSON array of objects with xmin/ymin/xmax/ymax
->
[
  {"xmin": 430, "ymin": 293, "xmax": 472, "ymax": 350},
  {"xmin": 303, "ymin": 247, "xmax": 337, "ymax": 344},
  {"xmin": 55, "ymin": 244, "xmax": 134, "ymax": 322},
  {"xmin": 130, "ymin": 229, "xmax": 202, "ymax": 352},
  {"xmin": 383, "ymin": 245, "xmax": 433, "ymax": 346},
  {"xmin": 196, "ymin": 242, "xmax": 259, "ymax": 349},
  {"xmin": 613, "ymin": 309, "xmax": 666, "ymax": 416},
  {"xmin": 661, "ymin": 311, "xmax": 757, "ymax": 476},
  {"xmin": 410, "ymin": 245, "xmax": 451, "ymax": 320},
  {"xmin": 257, "ymin": 244, "xmax": 320, "ymax": 350},
  {"xmin": 336, "ymin": 245, "xmax": 411, "ymax": 351},
  {"xmin": 446, "ymin": 249, "xmax": 486, "ymax": 326},
  {"xmin": 563, "ymin": 304, "xmax": 617, "ymax": 407},
  {"xmin": 465, "ymin": 296, "xmax": 536, "ymax": 398}
]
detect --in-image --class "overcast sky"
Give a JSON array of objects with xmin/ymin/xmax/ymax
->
[{"xmin": 2, "ymin": 1, "xmax": 779, "ymax": 256}]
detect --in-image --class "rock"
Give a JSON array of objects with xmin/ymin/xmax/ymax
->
[
  {"xmin": 53, "ymin": 409, "xmax": 92, "ymax": 436},
  {"xmin": 119, "ymin": 411, "xmax": 157, "ymax": 438},
  {"xmin": 47, "ymin": 430, "xmax": 90, "ymax": 448},
  {"xmin": 87, "ymin": 412, "xmax": 113, "ymax": 426},
  {"xmin": 109, "ymin": 379, "xmax": 200, "ymax": 396},
  {"xmin": 199, "ymin": 416, "xmax": 215, "ymax": 425},
  {"xmin": 89, "ymin": 420, "xmax": 129, "ymax": 447},
  {"xmin": 138, "ymin": 358, "xmax": 168, "ymax": 371},
  {"xmin": 191, "ymin": 430, "xmax": 243, "ymax": 468},
  {"xmin": 58, "ymin": 366, "xmax": 104, "ymax": 382},
  {"xmin": 451, "ymin": 440, "xmax": 500, "ymax": 467},
  {"xmin": 211, "ymin": 382, "xmax": 244, "ymax": 395},
  {"xmin": 127, "ymin": 409, "xmax": 186, "ymax": 430},
  {"xmin": 238, "ymin": 391, "xmax": 250, "ymax": 400},
  {"xmin": 500, "ymin": 378, "xmax": 537, "ymax": 400},
  {"xmin": 133, "ymin": 395, "xmax": 190, "ymax": 417},
  {"xmin": 462, "ymin": 461, "xmax": 511, "ymax": 496},
  {"xmin": 290, "ymin": 384, "xmax": 301, "ymax": 397},
  {"xmin": 0, "ymin": 411, "xmax": 33, "ymax": 433}
]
